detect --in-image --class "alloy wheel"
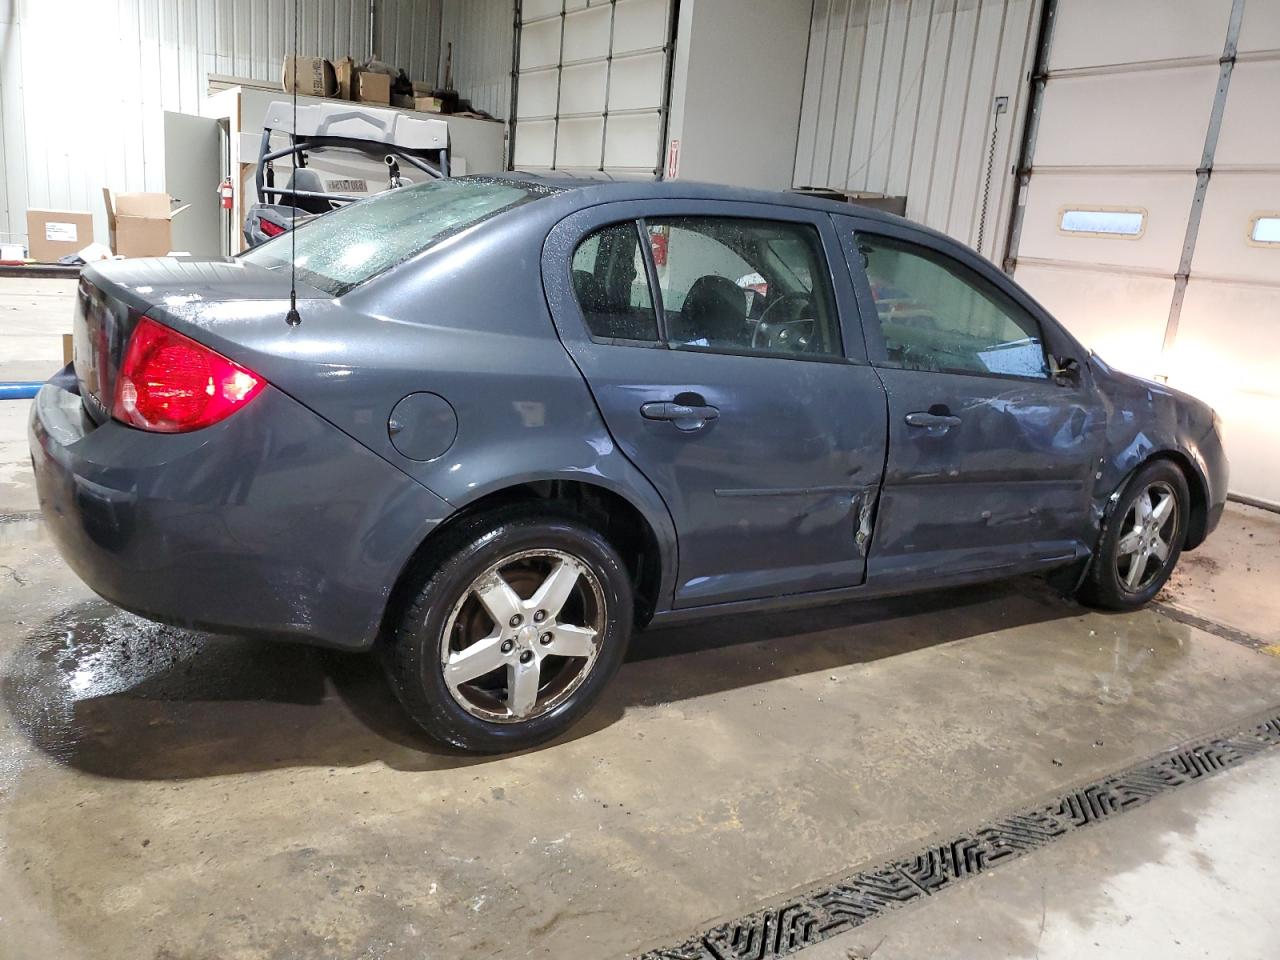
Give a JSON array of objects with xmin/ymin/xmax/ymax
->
[
  {"xmin": 1114, "ymin": 480, "xmax": 1179, "ymax": 592},
  {"xmin": 439, "ymin": 549, "xmax": 606, "ymax": 723}
]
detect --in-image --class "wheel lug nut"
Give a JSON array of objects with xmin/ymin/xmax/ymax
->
[
  {"xmin": 533, "ymin": 610, "xmax": 547, "ymax": 623},
  {"xmin": 539, "ymin": 632, "xmax": 553, "ymax": 645},
  {"xmin": 509, "ymin": 614, "xmax": 523, "ymax": 628},
  {"xmin": 500, "ymin": 639, "xmax": 515, "ymax": 653},
  {"xmin": 519, "ymin": 650, "xmax": 534, "ymax": 664}
]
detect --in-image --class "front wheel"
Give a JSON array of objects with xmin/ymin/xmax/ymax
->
[
  {"xmin": 385, "ymin": 507, "xmax": 633, "ymax": 753},
  {"xmin": 1079, "ymin": 460, "xmax": 1189, "ymax": 611}
]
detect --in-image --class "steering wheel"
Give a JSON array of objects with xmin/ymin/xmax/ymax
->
[{"xmin": 751, "ymin": 292, "xmax": 818, "ymax": 353}]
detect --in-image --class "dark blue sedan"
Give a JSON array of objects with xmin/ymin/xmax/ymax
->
[{"xmin": 29, "ymin": 176, "xmax": 1227, "ymax": 752}]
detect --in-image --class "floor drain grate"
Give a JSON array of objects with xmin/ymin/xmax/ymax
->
[{"xmin": 638, "ymin": 710, "xmax": 1280, "ymax": 960}]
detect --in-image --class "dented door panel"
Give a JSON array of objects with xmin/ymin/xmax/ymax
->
[{"xmin": 869, "ymin": 366, "xmax": 1107, "ymax": 580}]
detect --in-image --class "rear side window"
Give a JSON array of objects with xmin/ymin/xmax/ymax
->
[
  {"xmin": 571, "ymin": 222, "xmax": 659, "ymax": 342},
  {"xmin": 646, "ymin": 217, "xmax": 841, "ymax": 358},
  {"xmin": 570, "ymin": 216, "xmax": 841, "ymax": 359},
  {"xmin": 857, "ymin": 234, "xmax": 1049, "ymax": 379},
  {"xmin": 241, "ymin": 178, "xmax": 552, "ymax": 296}
]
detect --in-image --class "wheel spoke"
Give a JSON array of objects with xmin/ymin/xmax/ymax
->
[
  {"xmin": 1117, "ymin": 529, "xmax": 1143, "ymax": 557},
  {"xmin": 528, "ymin": 559, "xmax": 581, "ymax": 620},
  {"xmin": 444, "ymin": 634, "xmax": 506, "ymax": 688},
  {"xmin": 1124, "ymin": 548, "xmax": 1148, "ymax": 589},
  {"xmin": 1151, "ymin": 536, "xmax": 1170, "ymax": 562},
  {"xmin": 507, "ymin": 660, "xmax": 540, "ymax": 718},
  {"xmin": 545, "ymin": 623, "xmax": 598, "ymax": 659},
  {"xmin": 1134, "ymin": 491, "xmax": 1153, "ymax": 523},
  {"xmin": 1151, "ymin": 492, "xmax": 1174, "ymax": 525},
  {"xmin": 474, "ymin": 574, "xmax": 522, "ymax": 628}
]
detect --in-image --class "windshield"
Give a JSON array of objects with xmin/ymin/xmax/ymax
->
[{"xmin": 241, "ymin": 178, "xmax": 554, "ymax": 296}]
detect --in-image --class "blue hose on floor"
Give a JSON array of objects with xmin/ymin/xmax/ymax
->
[{"xmin": 0, "ymin": 382, "xmax": 41, "ymax": 400}]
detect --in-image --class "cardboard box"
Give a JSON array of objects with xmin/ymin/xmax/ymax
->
[
  {"xmin": 334, "ymin": 57, "xmax": 355, "ymax": 100},
  {"xmin": 392, "ymin": 93, "xmax": 444, "ymax": 113},
  {"xmin": 102, "ymin": 189, "xmax": 189, "ymax": 258},
  {"xmin": 63, "ymin": 334, "xmax": 74, "ymax": 367},
  {"xmin": 283, "ymin": 55, "xmax": 337, "ymax": 97},
  {"xmin": 26, "ymin": 209, "xmax": 95, "ymax": 263},
  {"xmin": 354, "ymin": 70, "xmax": 391, "ymax": 105}
]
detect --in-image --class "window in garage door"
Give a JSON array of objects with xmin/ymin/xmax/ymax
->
[{"xmin": 513, "ymin": 0, "xmax": 674, "ymax": 176}]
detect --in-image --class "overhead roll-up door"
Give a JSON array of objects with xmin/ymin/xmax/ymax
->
[
  {"xmin": 512, "ymin": 0, "xmax": 674, "ymax": 176},
  {"xmin": 1009, "ymin": 0, "xmax": 1280, "ymax": 507}
]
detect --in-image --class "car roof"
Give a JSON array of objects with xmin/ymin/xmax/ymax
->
[{"xmin": 488, "ymin": 171, "xmax": 919, "ymax": 231}]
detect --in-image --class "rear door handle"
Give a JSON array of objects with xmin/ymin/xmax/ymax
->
[
  {"xmin": 905, "ymin": 411, "xmax": 961, "ymax": 429},
  {"xmin": 641, "ymin": 400, "xmax": 720, "ymax": 432}
]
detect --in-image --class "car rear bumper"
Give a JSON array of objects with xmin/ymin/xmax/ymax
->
[{"xmin": 29, "ymin": 371, "xmax": 453, "ymax": 650}]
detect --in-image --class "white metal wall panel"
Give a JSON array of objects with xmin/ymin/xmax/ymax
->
[
  {"xmin": 1189, "ymin": 172, "xmax": 1280, "ymax": 282},
  {"xmin": 1047, "ymin": 0, "xmax": 1233, "ymax": 68},
  {"xmin": 1237, "ymin": 0, "xmax": 1280, "ymax": 51},
  {"xmin": 513, "ymin": 0, "xmax": 672, "ymax": 175},
  {"xmin": 794, "ymin": 0, "xmax": 1040, "ymax": 263},
  {"xmin": 1168, "ymin": 284, "xmax": 1280, "ymax": 505},
  {"xmin": 1017, "ymin": 172, "xmax": 1195, "ymax": 272},
  {"xmin": 440, "ymin": 0, "xmax": 514, "ymax": 120},
  {"xmin": 1012, "ymin": 0, "xmax": 1280, "ymax": 506},
  {"xmin": 1014, "ymin": 264, "xmax": 1175, "ymax": 381},
  {"xmin": 0, "ymin": 0, "xmax": 440, "ymax": 248},
  {"xmin": 1213, "ymin": 61, "xmax": 1280, "ymax": 167},
  {"xmin": 1032, "ymin": 68, "xmax": 1219, "ymax": 168}
]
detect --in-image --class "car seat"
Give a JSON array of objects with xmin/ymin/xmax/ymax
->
[{"xmin": 676, "ymin": 275, "xmax": 748, "ymax": 347}]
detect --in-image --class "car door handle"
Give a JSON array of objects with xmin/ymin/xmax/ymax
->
[
  {"xmin": 640, "ymin": 400, "xmax": 720, "ymax": 431},
  {"xmin": 905, "ymin": 411, "xmax": 961, "ymax": 429}
]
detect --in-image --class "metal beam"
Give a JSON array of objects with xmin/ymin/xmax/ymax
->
[
  {"xmin": 1159, "ymin": 0, "xmax": 1247, "ymax": 367},
  {"xmin": 1000, "ymin": 0, "xmax": 1057, "ymax": 275}
]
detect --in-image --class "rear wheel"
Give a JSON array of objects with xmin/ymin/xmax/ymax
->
[
  {"xmin": 386, "ymin": 507, "xmax": 632, "ymax": 753},
  {"xmin": 1079, "ymin": 460, "xmax": 1189, "ymax": 610}
]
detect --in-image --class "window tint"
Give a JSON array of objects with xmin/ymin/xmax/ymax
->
[
  {"xmin": 858, "ymin": 234, "xmax": 1049, "ymax": 379},
  {"xmin": 241, "ymin": 178, "xmax": 553, "ymax": 296},
  {"xmin": 571, "ymin": 222, "xmax": 659, "ymax": 342},
  {"xmin": 645, "ymin": 217, "xmax": 841, "ymax": 358}
]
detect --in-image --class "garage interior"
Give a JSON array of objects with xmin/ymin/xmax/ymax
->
[{"xmin": 1, "ymin": 1, "xmax": 1279, "ymax": 958}]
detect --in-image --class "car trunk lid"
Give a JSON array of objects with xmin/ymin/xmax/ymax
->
[{"xmin": 72, "ymin": 257, "xmax": 325, "ymax": 424}]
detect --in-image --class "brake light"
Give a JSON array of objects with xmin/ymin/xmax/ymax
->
[
  {"xmin": 112, "ymin": 316, "xmax": 265, "ymax": 432},
  {"xmin": 259, "ymin": 218, "xmax": 287, "ymax": 238}
]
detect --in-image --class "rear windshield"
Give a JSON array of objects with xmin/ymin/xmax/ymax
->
[{"xmin": 240, "ymin": 178, "xmax": 553, "ymax": 296}]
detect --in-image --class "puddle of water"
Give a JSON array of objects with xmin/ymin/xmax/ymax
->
[{"xmin": 0, "ymin": 516, "xmax": 44, "ymax": 546}]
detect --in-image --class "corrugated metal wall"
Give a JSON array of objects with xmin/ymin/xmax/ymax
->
[
  {"xmin": 440, "ymin": 0, "xmax": 513, "ymax": 120},
  {"xmin": 793, "ymin": 0, "xmax": 1042, "ymax": 262},
  {"xmin": 0, "ymin": 0, "xmax": 440, "ymax": 248}
]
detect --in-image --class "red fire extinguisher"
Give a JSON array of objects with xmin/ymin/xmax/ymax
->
[{"xmin": 219, "ymin": 177, "xmax": 234, "ymax": 210}]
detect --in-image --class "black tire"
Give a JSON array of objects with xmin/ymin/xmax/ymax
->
[
  {"xmin": 1078, "ymin": 459, "xmax": 1190, "ymax": 611},
  {"xmin": 385, "ymin": 505, "xmax": 633, "ymax": 753}
]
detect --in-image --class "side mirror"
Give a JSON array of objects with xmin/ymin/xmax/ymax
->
[{"xmin": 1050, "ymin": 354, "xmax": 1081, "ymax": 386}]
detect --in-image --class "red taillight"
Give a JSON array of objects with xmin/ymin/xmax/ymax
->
[
  {"xmin": 259, "ymin": 218, "xmax": 287, "ymax": 238},
  {"xmin": 112, "ymin": 316, "xmax": 265, "ymax": 433}
]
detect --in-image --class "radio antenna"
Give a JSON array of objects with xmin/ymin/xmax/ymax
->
[{"xmin": 285, "ymin": 0, "xmax": 302, "ymax": 326}]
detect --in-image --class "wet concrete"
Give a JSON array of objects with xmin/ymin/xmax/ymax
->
[
  {"xmin": 3, "ymin": 512, "xmax": 1280, "ymax": 959},
  {"xmin": 1158, "ymin": 501, "xmax": 1280, "ymax": 647},
  {"xmin": 801, "ymin": 748, "xmax": 1280, "ymax": 960}
]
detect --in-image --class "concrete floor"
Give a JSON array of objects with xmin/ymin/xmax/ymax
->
[
  {"xmin": 801, "ymin": 749, "xmax": 1280, "ymax": 960},
  {"xmin": 2, "ymin": 277, "xmax": 1278, "ymax": 959}
]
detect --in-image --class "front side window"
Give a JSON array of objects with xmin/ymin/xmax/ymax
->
[
  {"xmin": 645, "ymin": 217, "xmax": 842, "ymax": 358},
  {"xmin": 857, "ymin": 234, "xmax": 1049, "ymax": 379},
  {"xmin": 241, "ymin": 178, "xmax": 553, "ymax": 296}
]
